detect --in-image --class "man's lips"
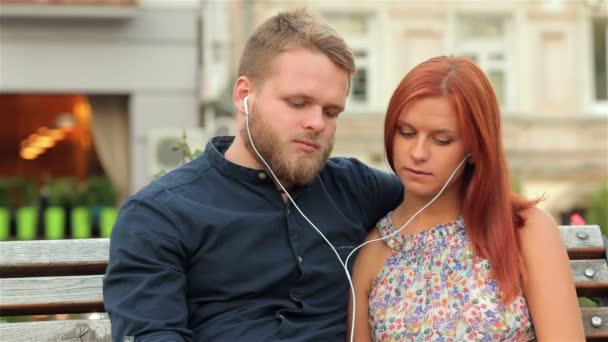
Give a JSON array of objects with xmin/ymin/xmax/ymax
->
[{"xmin": 294, "ymin": 140, "xmax": 319, "ymax": 152}]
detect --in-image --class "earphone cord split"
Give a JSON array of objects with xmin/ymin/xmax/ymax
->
[{"xmin": 244, "ymin": 97, "xmax": 469, "ymax": 342}]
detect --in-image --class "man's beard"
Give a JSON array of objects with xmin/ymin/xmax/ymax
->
[{"xmin": 242, "ymin": 109, "xmax": 333, "ymax": 186}]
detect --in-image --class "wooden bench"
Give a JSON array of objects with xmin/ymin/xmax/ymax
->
[
  {"xmin": 0, "ymin": 239, "xmax": 111, "ymax": 341},
  {"xmin": 1, "ymin": 225, "xmax": 607, "ymax": 341}
]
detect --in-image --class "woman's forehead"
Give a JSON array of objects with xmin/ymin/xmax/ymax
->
[{"xmin": 399, "ymin": 97, "xmax": 459, "ymax": 128}]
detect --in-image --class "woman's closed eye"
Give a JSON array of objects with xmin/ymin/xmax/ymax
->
[
  {"xmin": 398, "ymin": 129, "xmax": 416, "ymax": 138},
  {"xmin": 433, "ymin": 136, "xmax": 453, "ymax": 145}
]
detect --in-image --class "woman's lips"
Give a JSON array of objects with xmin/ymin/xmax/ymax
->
[{"xmin": 405, "ymin": 167, "xmax": 432, "ymax": 178}]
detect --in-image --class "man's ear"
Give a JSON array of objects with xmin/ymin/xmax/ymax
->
[{"xmin": 233, "ymin": 76, "xmax": 252, "ymax": 115}]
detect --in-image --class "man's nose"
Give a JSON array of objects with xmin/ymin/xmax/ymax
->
[{"xmin": 301, "ymin": 108, "xmax": 325, "ymax": 132}]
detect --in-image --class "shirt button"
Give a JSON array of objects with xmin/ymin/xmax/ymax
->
[
  {"xmin": 297, "ymin": 256, "xmax": 303, "ymax": 264},
  {"xmin": 258, "ymin": 171, "xmax": 267, "ymax": 179}
]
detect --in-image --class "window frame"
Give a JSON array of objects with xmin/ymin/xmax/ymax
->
[
  {"xmin": 322, "ymin": 11, "xmax": 378, "ymax": 112},
  {"xmin": 448, "ymin": 12, "xmax": 515, "ymax": 113},
  {"xmin": 587, "ymin": 15, "xmax": 608, "ymax": 115}
]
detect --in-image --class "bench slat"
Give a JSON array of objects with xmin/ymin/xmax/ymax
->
[
  {"xmin": 572, "ymin": 259, "xmax": 608, "ymax": 297},
  {"xmin": 0, "ymin": 275, "xmax": 104, "ymax": 316},
  {"xmin": 582, "ymin": 307, "xmax": 608, "ymax": 340},
  {"xmin": 559, "ymin": 225, "xmax": 605, "ymax": 259},
  {"xmin": 0, "ymin": 238, "xmax": 109, "ymax": 278},
  {"xmin": 0, "ymin": 319, "xmax": 111, "ymax": 342}
]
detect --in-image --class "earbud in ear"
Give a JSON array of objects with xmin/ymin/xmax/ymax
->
[
  {"xmin": 466, "ymin": 154, "xmax": 474, "ymax": 165},
  {"xmin": 243, "ymin": 96, "xmax": 249, "ymax": 116}
]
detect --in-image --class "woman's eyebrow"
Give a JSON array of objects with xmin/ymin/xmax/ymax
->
[{"xmin": 397, "ymin": 120, "xmax": 456, "ymax": 135}]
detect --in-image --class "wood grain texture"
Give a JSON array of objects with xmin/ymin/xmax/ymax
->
[
  {"xmin": 572, "ymin": 259, "xmax": 608, "ymax": 297},
  {"xmin": 0, "ymin": 319, "xmax": 111, "ymax": 342},
  {"xmin": 582, "ymin": 307, "xmax": 608, "ymax": 340},
  {"xmin": 559, "ymin": 225, "xmax": 605, "ymax": 259},
  {"xmin": 0, "ymin": 275, "xmax": 103, "ymax": 316},
  {"xmin": 0, "ymin": 226, "xmax": 607, "ymax": 339},
  {"xmin": 0, "ymin": 239, "xmax": 109, "ymax": 278}
]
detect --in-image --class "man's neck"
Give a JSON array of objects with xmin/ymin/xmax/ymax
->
[
  {"xmin": 224, "ymin": 134, "xmax": 295, "ymax": 198},
  {"xmin": 224, "ymin": 134, "xmax": 263, "ymax": 170}
]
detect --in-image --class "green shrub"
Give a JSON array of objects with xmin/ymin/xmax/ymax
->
[
  {"xmin": 44, "ymin": 176, "xmax": 77, "ymax": 207},
  {"xmin": 0, "ymin": 179, "xmax": 10, "ymax": 207},
  {"xmin": 587, "ymin": 182, "xmax": 608, "ymax": 235},
  {"xmin": 86, "ymin": 177, "xmax": 118, "ymax": 207}
]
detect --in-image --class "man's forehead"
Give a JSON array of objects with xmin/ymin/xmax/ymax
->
[{"xmin": 263, "ymin": 50, "xmax": 349, "ymax": 104}]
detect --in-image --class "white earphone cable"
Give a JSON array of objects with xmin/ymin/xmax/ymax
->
[{"xmin": 243, "ymin": 96, "xmax": 469, "ymax": 342}]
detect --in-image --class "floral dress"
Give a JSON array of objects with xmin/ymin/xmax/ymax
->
[{"xmin": 368, "ymin": 214, "xmax": 535, "ymax": 341}]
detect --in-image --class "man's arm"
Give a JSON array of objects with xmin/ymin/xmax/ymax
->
[{"xmin": 103, "ymin": 196, "xmax": 191, "ymax": 342}]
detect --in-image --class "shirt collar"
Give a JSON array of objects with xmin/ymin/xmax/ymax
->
[
  {"xmin": 204, "ymin": 136, "xmax": 273, "ymax": 183},
  {"xmin": 204, "ymin": 136, "xmax": 316, "ymax": 194}
]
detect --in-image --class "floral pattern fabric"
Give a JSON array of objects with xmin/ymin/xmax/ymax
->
[{"xmin": 368, "ymin": 214, "xmax": 535, "ymax": 341}]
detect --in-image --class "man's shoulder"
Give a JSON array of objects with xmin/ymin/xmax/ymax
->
[
  {"xmin": 325, "ymin": 156, "xmax": 369, "ymax": 172},
  {"xmin": 129, "ymin": 154, "xmax": 215, "ymax": 204},
  {"xmin": 324, "ymin": 156, "xmax": 388, "ymax": 178},
  {"xmin": 321, "ymin": 156, "xmax": 399, "ymax": 190}
]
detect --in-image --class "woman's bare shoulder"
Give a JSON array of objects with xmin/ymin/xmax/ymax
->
[{"xmin": 519, "ymin": 206, "xmax": 558, "ymax": 237}]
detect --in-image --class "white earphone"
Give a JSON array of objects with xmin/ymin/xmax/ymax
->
[
  {"xmin": 240, "ymin": 94, "xmax": 472, "ymax": 341},
  {"xmin": 243, "ymin": 96, "xmax": 250, "ymax": 116}
]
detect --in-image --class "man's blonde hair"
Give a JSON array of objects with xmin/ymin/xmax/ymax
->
[{"xmin": 238, "ymin": 9, "xmax": 356, "ymax": 85}]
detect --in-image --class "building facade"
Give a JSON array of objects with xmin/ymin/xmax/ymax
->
[
  {"xmin": 205, "ymin": 0, "xmax": 607, "ymax": 220},
  {"xmin": 1, "ymin": 0, "xmax": 202, "ymax": 195}
]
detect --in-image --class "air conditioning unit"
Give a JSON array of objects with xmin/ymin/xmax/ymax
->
[
  {"xmin": 147, "ymin": 128, "xmax": 208, "ymax": 178},
  {"xmin": 208, "ymin": 115, "xmax": 235, "ymax": 137}
]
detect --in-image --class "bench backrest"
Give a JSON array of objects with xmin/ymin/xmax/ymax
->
[
  {"xmin": 1, "ymin": 225, "xmax": 607, "ymax": 341},
  {"xmin": 0, "ymin": 239, "xmax": 110, "ymax": 341}
]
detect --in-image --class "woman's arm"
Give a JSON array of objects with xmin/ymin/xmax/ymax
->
[
  {"xmin": 519, "ymin": 207, "xmax": 585, "ymax": 341},
  {"xmin": 347, "ymin": 230, "xmax": 390, "ymax": 342}
]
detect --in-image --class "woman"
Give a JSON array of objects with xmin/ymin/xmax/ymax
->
[{"xmin": 348, "ymin": 56, "xmax": 584, "ymax": 341}]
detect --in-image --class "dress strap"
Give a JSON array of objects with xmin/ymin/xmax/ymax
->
[{"xmin": 375, "ymin": 212, "xmax": 402, "ymax": 251}]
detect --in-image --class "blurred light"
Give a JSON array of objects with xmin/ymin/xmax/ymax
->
[
  {"xmin": 23, "ymin": 146, "xmax": 42, "ymax": 154},
  {"xmin": 55, "ymin": 113, "xmax": 76, "ymax": 130},
  {"xmin": 88, "ymin": 313, "xmax": 102, "ymax": 320},
  {"xmin": 36, "ymin": 127, "xmax": 50, "ymax": 135},
  {"xmin": 27, "ymin": 133, "xmax": 39, "ymax": 143},
  {"xmin": 20, "ymin": 147, "xmax": 41, "ymax": 160},
  {"xmin": 73, "ymin": 100, "xmax": 92, "ymax": 117},
  {"xmin": 49, "ymin": 128, "xmax": 65, "ymax": 140},
  {"xmin": 34, "ymin": 136, "xmax": 55, "ymax": 148}
]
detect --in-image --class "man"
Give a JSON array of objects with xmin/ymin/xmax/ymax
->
[{"xmin": 104, "ymin": 9, "xmax": 402, "ymax": 341}]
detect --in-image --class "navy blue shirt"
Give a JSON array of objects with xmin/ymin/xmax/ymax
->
[{"xmin": 104, "ymin": 136, "xmax": 403, "ymax": 342}]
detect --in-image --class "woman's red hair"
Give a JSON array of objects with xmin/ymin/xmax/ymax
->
[{"xmin": 384, "ymin": 56, "xmax": 537, "ymax": 303}]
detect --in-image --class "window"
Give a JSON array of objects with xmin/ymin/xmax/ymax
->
[
  {"xmin": 592, "ymin": 16, "xmax": 607, "ymax": 104},
  {"xmin": 454, "ymin": 15, "xmax": 511, "ymax": 109},
  {"xmin": 324, "ymin": 13, "xmax": 374, "ymax": 108}
]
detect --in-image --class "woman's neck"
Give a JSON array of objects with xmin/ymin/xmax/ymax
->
[{"xmin": 391, "ymin": 187, "xmax": 462, "ymax": 234}]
